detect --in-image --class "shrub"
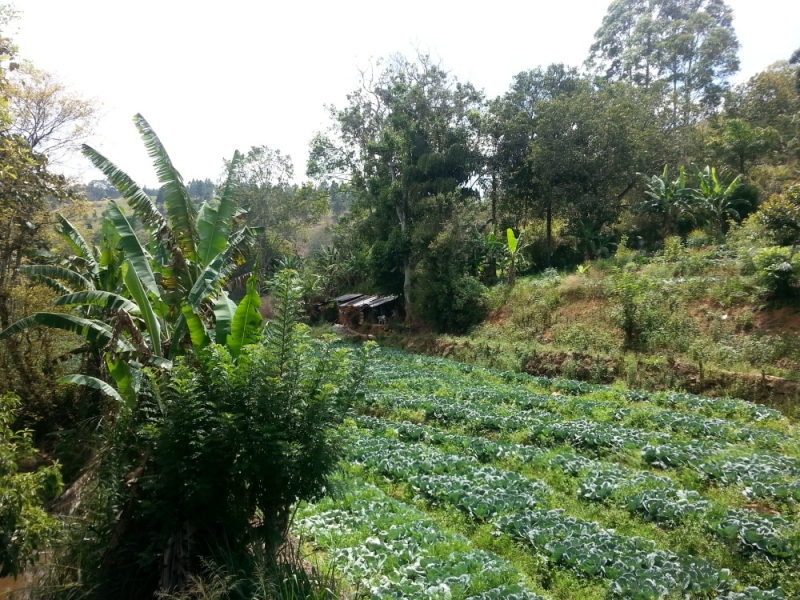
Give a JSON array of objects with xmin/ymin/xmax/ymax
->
[
  {"xmin": 752, "ymin": 246, "xmax": 799, "ymax": 299},
  {"xmin": 43, "ymin": 271, "xmax": 374, "ymax": 597},
  {"xmin": 1, "ymin": 393, "xmax": 62, "ymax": 578},
  {"xmin": 418, "ymin": 274, "xmax": 489, "ymax": 334},
  {"xmin": 686, "ymin": 229, "xmax": 711, "ymax": 249}
]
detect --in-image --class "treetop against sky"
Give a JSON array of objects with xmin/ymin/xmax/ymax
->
[{"xmin": 14, "ymin": 0, "xmax": 800, "ymax": 186}]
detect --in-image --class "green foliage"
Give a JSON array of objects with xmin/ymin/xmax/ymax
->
[
  {"xmin": 639, "ymin": 165, "xmax": 698, "ymax": 236},
  {"xmin": 0, "ymin": 392, "xmax": 61, "ymax": 578},
  {"xmin": 228, "ymin": 271, "xmax": 263, "ymax": 358},
  {"xmin": 606, "ymin": 268, "xmax": 654, "ymax": 349},
  {"xmin": 416, "ymin": 212, "xmax": 489, "ymax": 333},
  {"xmin": 752, "ymin": 247, "xmax": 799, "ymax": 299},
  {"xmin": 693, "ymin": 165, "xmax": 744, "ymax": 236},
  {"xmin": 419, "ymin": 274, "xmax": 489, "ymax": 335},
  {"xmin": 47, "ymin": 271, "xmax": 374, "ymax": 597},
  {"xmin": 589, "ymin": 0, "xmax": 740, "ymax": 125},
  {"xmin": 758, "ymin": 186, "xmax": 800, "ymax": 251},
  {"xmin": 310, "ymin": 54, "xmax": 484, "ymax": 321},
  {"xmin": 230, "ymin": 145, "xmax": 329, "ymax": 268}
]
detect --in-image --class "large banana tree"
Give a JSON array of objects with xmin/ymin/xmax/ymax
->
[
  {"xmin": 639, "ymin": 165, "xmax": 699, "ymax": 237},
  {"xmin": 692, "ymin": 165, "xmax": 744, "ymax": 237},
  {"xmin": 0, "ymin": 114, "xmax": 263, "ymax": 405}
]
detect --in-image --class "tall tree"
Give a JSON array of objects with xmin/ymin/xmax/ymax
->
[
  {"xmin": 308, "ymin": 54, "xmax": 484, "ymax": 321},
  {"xmin": 490, "ymin": 66, "xmax": 667, "ymax": 262},
  {"xmin": 589, "ymin": 0, "xmax": 740, "ymax": 129},
  {"xmin": 230, "ymin": 145, "xmax": 328, "ymax": 266},
  {"xmin": 488, "ymin": 64, "xmax": 582, "ymax": 259},
  {"xmin": 6, "ymin": 62, "xmax": 97, "ymax": 163}
]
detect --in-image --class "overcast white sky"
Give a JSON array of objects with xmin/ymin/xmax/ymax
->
[{"xmin": 14, "ymin": 0, "xmax": 800, "ymax": 187}]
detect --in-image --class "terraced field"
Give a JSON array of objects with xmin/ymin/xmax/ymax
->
[{"xmin": 295, "ymin": 348, "xmax": 800, "ymax": 599}]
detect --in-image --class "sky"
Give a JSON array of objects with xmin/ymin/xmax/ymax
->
[{"xmin": 13, "ymin": 0, "xmax": 800, "ymax": 187}]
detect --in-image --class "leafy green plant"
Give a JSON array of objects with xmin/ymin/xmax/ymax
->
[
  {"xmin": 0, "ymin": 114, "xmax": 261, "ymax": 402},
  {"xmin": 506, "ymin": 228, "xmax": 524, "ymax": 285},
  {"xmin": 606, "ymin": 268, "xmax": 652, "ymax": 349},
  {"xmin": 638, "ymin": 165, "xmax": 699, "ymax": 237},
  {"xmin": 752, "ymin": 247, "xmax": 799, "ymax": 299},
  {"xmin": 47, "ymin": 270, "xmax": 374, "ymax": 597},
  {"xmin": 693, "ymin": 165, "xmax": 745, "ymax": 237},
  {"xmin": 1, "ymin": 392, "xmax": 62, "ymax": 578},
  {"xmin": 757, "ymin": 185, "xmax": 800, "ymax": 258}
]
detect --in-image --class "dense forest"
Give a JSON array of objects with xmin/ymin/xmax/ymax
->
[{"xmin": 1, "ymin": 0, "xmax": 800, "ymax": 599}]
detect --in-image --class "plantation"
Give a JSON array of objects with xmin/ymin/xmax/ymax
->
[
  {"xmin": 3, "ymin": 0, "xmax": 800, "ymax": 597},
  {"xmin": 295, "ymin": 349, "xmax": 800, "ymax": 599}
]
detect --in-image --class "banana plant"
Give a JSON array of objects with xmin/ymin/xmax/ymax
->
[
  {"xmin": 639, "ymin": 165, "xmax": 699, "ymax": 237},
  {"xmin": 692, "ymin": 165, "xmax": 744, "ymax": 236},
  {"xmin": 507, "ymin": 228, "xmax": 524, "ymax": 286},
  {"xmin": 0, "ymin": 114, "xmax": 262, "ymax": 404}
]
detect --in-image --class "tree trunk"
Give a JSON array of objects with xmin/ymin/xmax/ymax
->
[
  {"xmin": 487, "ymin": 174, "xmax": 498, "ymax": 285},
  {"xmin": 396, "ymin": 201, "xmax": 413, "ymax": 323},
  {"xmin": 546, "ymin": 198, "xmax": 552, "ymax": 267},
  {"xmin": 403, "ymin": 257, "xmax": 412, "ymax": 322}
]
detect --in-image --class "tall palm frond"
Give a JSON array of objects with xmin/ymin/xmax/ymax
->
[
  {"xmin": 197, "ymin": 151, "xmax": 243, "ymax": 268},
  {"xmin": 134, "ymin": 113, "xmax": 200, "ymax": 264}
]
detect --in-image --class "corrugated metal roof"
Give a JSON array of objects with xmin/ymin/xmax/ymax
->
[
  {"xmin": 368, "ymin": 295, "xmax": 398, "ymax": 308},
  {"xmin": 343, "ymin": 295, "xmax": 378, "ymax": 308},
  {"xmin": 339, "ymin": 294, "xmax": 399, "ymax": 308},
  {"xmin": 336, "ymin": 293, "xmax": 366, "ymax": 303}
]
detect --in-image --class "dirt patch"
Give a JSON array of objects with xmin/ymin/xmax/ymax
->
[
  {"xmin": 754, "ymin": 305, "xmax": 800, "ymax": 334},
  {"xmin": 551, "ymin": 297, "xmax": 609, "ymax": 321}
]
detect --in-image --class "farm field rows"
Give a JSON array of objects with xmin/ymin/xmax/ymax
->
[{"xmin": 295, "ymin": 348, "xmax": 800, "ymax": 599}]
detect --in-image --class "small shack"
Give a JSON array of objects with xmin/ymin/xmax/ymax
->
[{"xmin": 336, "ymin": 293, "xmax": 399, "ymax": 328}]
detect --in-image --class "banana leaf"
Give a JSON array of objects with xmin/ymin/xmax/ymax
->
[
  {"xmin": 167, "ymin": 313, "xmax": 187, "ymax": 360},
  {"xmin": 18, "ymin": 264, "xmax": 93, "ymax": 291},
  {"xmin": 59, "ymin": 374, "xmax": 122, "ymax": 403},
  {"xmin": 181, "ymin": 304, "xmax": 209, "ymax": 349},
  {"xmin": 82, "ymin": 144, "xmax": 168, "ymax": 232},
  {"xmin": 228, "ymin": 271, "xmax": 262, "ymax": 357},
  {"xmin": 196, "ymin": 151, "xmax": 242, "ymax": 268},
  {"xmin": 24, "ymin": 274, "xmax": 73, "ymax": 296},
  {"xmin": 55, "ymin": 214, "xmax": 99, "ymax": 278},
  {"xmin": 0, "ymin": 313, "xmax": 115, "ymax": 348},
  {"xmin": 185, "ymin": 251, "xmax": 226, "ymax": 311},
  {"xmin": 107, "ymin": 201, "xmax": 161, "ymax": 299},
  {"xmin": 122, "ymin": 260, "xmax": 162, "ymax": 357},
  {"xmin": 106, "ymin": 357, "xmax": 137, "ymax": 408},
  {"xmin": 134, "ymin": 114, "xmax": 199, "ymax": 263},
  {"xmin": 507, "ymin": 228, "xmax": 519, "ymax": 254},
  {"xmin": 54, "ymin": 290, "xmax": 139, "ymax": 314},
  {"xmin": 213, "ymin": 291, "xmax": 237, "ymax": 346},
  {"xmin": 216, "ymin": 226, "xmax": 263, "ymax": 284}
]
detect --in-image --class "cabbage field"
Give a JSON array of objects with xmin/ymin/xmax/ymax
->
[{"xmin": 295, "ymin": 349, "xmax": 800, "ymax": 599}]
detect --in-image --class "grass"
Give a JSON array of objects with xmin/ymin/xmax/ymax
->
[{"xmin": 377, "ymin": 246, "xmax": 800, "ymax": 411}]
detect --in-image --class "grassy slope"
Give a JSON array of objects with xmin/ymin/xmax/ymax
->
[{"xmin": 381, "ymin": 246, "xmax": 800, "ymax": 413}]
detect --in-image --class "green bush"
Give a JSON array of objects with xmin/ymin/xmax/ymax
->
[
  {"xmin": 44, "ymin": 271, "xmax": 374, "ymax": 598},
  {"xmin": 752, "ymin": 246, "xmax": 799, "ymax": 299},
  {"xmin": 1, "ymin": 392, "xmax": 62, "ymax": 578},
  {"xmin": 686, "ymin": 229, "xmax": 712, "ymax": 249},
  {"xmin": 418, "ymin": 274, "xmax": 489, "ymax": 334}
]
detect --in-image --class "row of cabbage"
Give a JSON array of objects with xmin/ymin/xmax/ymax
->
[
  {"xmin": 371, "ymin": 359, "xmax": 791, "ymax": 451},
  {"xmin": 361, "ymin": 389, "xmax": 800, "ymax": 504},
  {"xmin": 295, "ymin": 480, "xmax": 545, "ymax": 599},
  {"xmin": 374, "ymin": 349, "xmax": 785, "ymax": 423},
  {"xmin": 359, "ymin": 416, "xmax": 798, "ymax": 560},
  {"xmin": 348, "ymin": 431, "xmax": 784, "ymax": 599}
]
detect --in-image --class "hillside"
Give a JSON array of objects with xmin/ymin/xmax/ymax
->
[{"xmin": 378, "ymin": 240, "xmax": 800, "ymax": 414}]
